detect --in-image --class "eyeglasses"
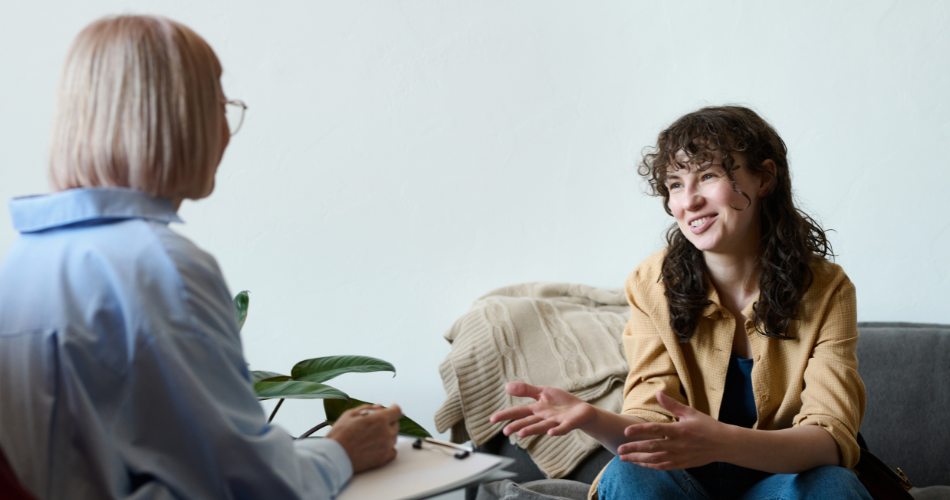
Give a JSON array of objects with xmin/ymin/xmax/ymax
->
[{"xmin": 225, "ymin": 99, "xmax": 248, "ymax": 136}]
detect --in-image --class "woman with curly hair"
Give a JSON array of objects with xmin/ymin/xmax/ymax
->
[{"xmin": 491, "ymin": 106, "xmax": 871, "ymax": 499}]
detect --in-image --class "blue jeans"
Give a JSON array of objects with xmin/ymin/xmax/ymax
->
[{"xmin": 597, "ymin": 457, "xmax": 873, "ymax": 500}]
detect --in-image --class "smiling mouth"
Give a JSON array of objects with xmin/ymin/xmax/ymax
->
[
  {"xmin": 687, "ymin": 214, "xmax": 718, "ymax": 233},
  {"xmin": 690, "ymin": 217, "xmax": 710, "ymax": 227}
]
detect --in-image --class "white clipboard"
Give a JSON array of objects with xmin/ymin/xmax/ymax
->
[{"xmin": 337, "ymin": 436, "xmax": 515, "ymax": 500}]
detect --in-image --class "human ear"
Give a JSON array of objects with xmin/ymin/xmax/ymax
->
[{"xmin": 758, "ymin": 159, "xmax": 777, "ymax": 197}]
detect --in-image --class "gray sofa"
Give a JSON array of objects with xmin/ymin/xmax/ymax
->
[{"xmin": 470, "ymin": 322, "xmax": 950, "ymax": 499}]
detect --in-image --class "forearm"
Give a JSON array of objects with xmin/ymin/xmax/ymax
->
[
  {"xmin": 494, "ymin": 382, "xmax": 651, "ymax": 454},
  {"xmin": 719, "ymin": 424, "xmax": 840, "ymax": 473},
  {"xmin": 578, "ymin": 405, "xmax": 647, "ymax": 454}
]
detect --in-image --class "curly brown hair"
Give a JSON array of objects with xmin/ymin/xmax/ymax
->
[{"xmin": 638, "ymin": 106, "xmax": 832, "ymax": 343}]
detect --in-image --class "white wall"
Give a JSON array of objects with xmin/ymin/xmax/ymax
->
[{"xmin": 2, "ymin": 1, "xmax": 948, "ymax": 443}]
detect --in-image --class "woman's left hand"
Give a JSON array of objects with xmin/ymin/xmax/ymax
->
[{"xmin": 617, "ymin": 391, "xmax": 728, "ymax": 470}]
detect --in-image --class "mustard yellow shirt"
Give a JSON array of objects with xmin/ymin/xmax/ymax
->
[{"xmin": 620, "ymin": 249, "xmax": 866, "ymax": 469}]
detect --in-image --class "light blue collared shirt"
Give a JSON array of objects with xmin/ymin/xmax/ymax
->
[{"xmin": 0, "ymin": 188, "xmax": 352, "ymax": 500}]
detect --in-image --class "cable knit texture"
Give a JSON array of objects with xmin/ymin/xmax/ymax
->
[{"xmin": 435, "ymin": 282, "xmax": 630, "ymax": 478}]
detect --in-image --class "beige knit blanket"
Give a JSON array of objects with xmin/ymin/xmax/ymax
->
[{"xmin": 434, "ymin": 282, "xmax": 630, "ymax": 478}]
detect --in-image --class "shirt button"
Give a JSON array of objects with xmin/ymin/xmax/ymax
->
[
  {"xmin": 761, "ymin": 394, "xmax": 769, "ymax": 402},
  {"xmin": 756, "ymin": 355, "xmax": 761, "ymax": 362}
]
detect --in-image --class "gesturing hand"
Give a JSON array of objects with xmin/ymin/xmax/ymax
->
[
  {"xmin": 327, "ymin": 404, "xmax": 402, "ymax": 473},
  {"xmin": 489, "ymin": 382, "xmax": 595, "ymax": 438},
  {"xmin": 617, "ymin": 392, "xmax": 726, "ymax": 470}
]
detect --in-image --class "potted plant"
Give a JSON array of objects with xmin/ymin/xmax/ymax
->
[{"xmin": 234, "ymin": 291, "xmax": 431, "ymax": 439}]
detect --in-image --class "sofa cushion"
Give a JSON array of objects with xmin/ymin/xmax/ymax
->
[
  {"xmin": 856, "ymin": 322, "xmax": 950, "ymax": 487},
  {"xmin": 910, "ymin": 485, "xmax": 950, "ymax": 500}
]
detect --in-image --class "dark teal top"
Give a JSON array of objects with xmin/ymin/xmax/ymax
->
[{"xmin": 718, "ymin": 353, "xmax": 757, "ymax": 428}]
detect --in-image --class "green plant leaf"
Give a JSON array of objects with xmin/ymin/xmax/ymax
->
[
  {"xmin": 254, "ymin": 380, "xmax": 348, "ymax": 400},
  {"xmin": 291, "ymin": 356, "xmax": 396, "ymax": 384},
  {"xmin": 323, "ymin": 398, "xmax": 432, "ymax": 438},
  {"xmin": 323, "ymin": 397, "xmax": 360, "ymax": 423},
  {"xmin": 394, "ymin": 414, "xmax": 432, "ymax": 439},
  {"xmin": 234, "ymin": 291, "xmax": 249, "ymax": 332},
  {"xmin": 250, "ymin": 370, "xmax": 287, "ymax": 383}
]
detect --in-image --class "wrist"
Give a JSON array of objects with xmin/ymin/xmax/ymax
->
[
  {"xmin": 574, "ymin": 402, "xmax": 599, "ymax": 432},
  {"xmin": 325, "ymin": 433, "xmax": 351, "ymax": 454},
  {"xmin": 716, "ymin": 423, "xmax": 744, "ymax": 463}
]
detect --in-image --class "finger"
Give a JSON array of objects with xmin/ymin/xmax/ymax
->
[
  {"xmin": 379, "ymin": 445, "xmax": 397, "ymax": 466},
  {"xmin": 360, "ymin": 406, "xmax": 397, "ymax": 426},
  {"xmin": 516, "ymin": 419, "xmax": 558, "ymax": 438},
  {"xmin": 617, "ymin": 438, "xmax": 670, "ymax": 455},
  {"xmin": 343, "ymin": 404, "xmax": 374, "ymax": 418},
  {"xmin": 378, "ymin": 404, "xmax": 402, "ymax": 421},
  {"xmin": 633, "ymin": 461, "xmax": 679, "ymax": 471},
  {"xmin": 505, "ymin": 382, "xmax": 543, "ymax": 400},
  {"xmin": 384, "ymin": 415, "xmax": 400, "ymax": 435},
  {"xmin": 491, "ymin": 405, "xmax": 536, "ymax": 423},
  {"xmin": 656, "ymin": 391, "xmax": 693, "ymax": 419},
  {"xmin": 503, "ymin": 415, "xmax": 543, "ymax": 436},
  {"xmin": 624, "ymin": 422, "xmax": 675, "ymax": 439},
  {"xmin": 547, "ymin": 420, "xmax": 577, "ymax": 437},
  {"xmin": 619, "ymin": 451, "xmax": 672, "ymax": 464},
  {"xmin": 388, "ymin": 425, "xmax": 399, "ymax": 443}
]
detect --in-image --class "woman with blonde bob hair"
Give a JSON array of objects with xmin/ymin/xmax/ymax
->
[
  {"xmin": 0, "ymin": 15, "xmax": 400, "ymax": 500},
  {"xmin": 48, "ymin": 15, "xmax": 226, "ymax": 201}
]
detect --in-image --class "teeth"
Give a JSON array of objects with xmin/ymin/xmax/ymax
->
[{"xmin": 690, "ymin": 217, "xmax": 709, "ymax": 227}]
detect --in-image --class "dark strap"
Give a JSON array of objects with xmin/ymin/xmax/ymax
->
[
  {"xmin": 856, "ymin": 431, "xmax": 869, "ymax": 452},
  {"xmin": 853, "ymin": 432, "xmax": 914, "ymax": 500}
]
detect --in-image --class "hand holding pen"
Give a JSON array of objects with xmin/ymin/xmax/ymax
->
[{"xmin": 327, "ymin": 404, "xmax": 403, "ymax": 473}]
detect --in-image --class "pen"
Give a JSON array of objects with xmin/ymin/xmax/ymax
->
[{"xmin": 412, "ymin": 437, "xmax": 472, "ymax": 459}]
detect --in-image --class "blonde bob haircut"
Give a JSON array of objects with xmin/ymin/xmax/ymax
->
[{"xmin": 49, "ymin": 15, "xmax": 224, "ymax": 200}]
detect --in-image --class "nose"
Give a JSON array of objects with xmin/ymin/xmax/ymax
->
[{"xmin": 683, "ymin": 184, "xmax": 705, "ymax": 212}]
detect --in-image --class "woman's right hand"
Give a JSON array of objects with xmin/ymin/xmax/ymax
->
[
  {"xmin": 489, "ymin": 382, "xmax": 595, "ymax": 438},
  {"xmin": 327, "ymin": 404, "xmax": 402, "ymax": 473}
]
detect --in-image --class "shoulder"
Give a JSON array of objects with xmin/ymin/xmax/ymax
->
[
  {"xmin": 797, "ymin": 256, "xmax": 857, "ymax": 331},
  {"xmin": 150, "ymin": 224, "xmax": 226, "ymax": 288},
  {"xmin": 97, "ymin": 221, "xmax": 236, "ymax": 339},
  {"xmin": 149, "ymin": 224, "xmax": 240, "ymax": 341},
  {"xmin": 625, "ymin": 249, "xmax": 667, "ymax": 286},
  {"xmin": 624, "ymin": 249, "xmax": 668, "ymax": 311},
  {"xmin": 1, "ymin": 218, "xmax": 194, "ymax": 327},
  {"xmin": 115, "ymin": 221, "xmax": 232, "ymax": 321},
  {"xmin": 806, "ymin": 256, "xmax": 855, "ymax": 300},
  {"xmin": 55, "ymin": 219, "xmax": 238, "ymax": 341}
]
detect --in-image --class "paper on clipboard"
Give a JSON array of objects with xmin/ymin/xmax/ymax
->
[{"xmin": 337, "ymin": 436, "xmax": 515, "ymax": 500}]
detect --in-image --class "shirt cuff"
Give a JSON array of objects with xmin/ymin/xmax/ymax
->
[
  {"xmin": 793, "ymin": 414, "xmax": 860, "ymax": 469},
  {"xmin": 294, "ymin": 437, "xmax": 354, "ymax": 494},
  {"xmin": 621, "ymin": 409, "xmax": 676, "ymax": 424}
]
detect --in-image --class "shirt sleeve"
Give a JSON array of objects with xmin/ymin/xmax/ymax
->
[
  {"xmin": 619, "ymin": 268, "xmax": 683, "ymax": 423},
  {"xmin": 792, "ymin": 277, "xmax": 866, "ymax": 469},
  {"xmin": 120, "ymin": 230, "xmax": 353, "ymax": 499}
]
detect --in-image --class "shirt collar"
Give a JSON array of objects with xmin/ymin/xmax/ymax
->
[
  {"xmin": 700, "ymin": 279, "xmax": 760, "ymax": 320},
  {"xmin": 9, "ymin": 187, "xmax": 183, "ymax": 233}
]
